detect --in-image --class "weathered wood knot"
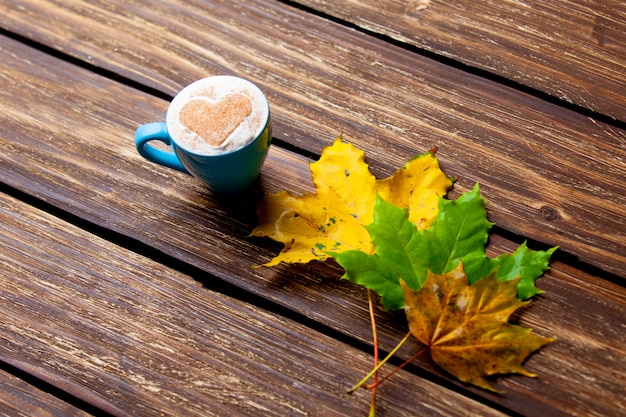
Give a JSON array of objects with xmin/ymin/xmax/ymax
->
[{"xmin": 540, "ymin": 206, "xmax": 559, "ymax": 221}]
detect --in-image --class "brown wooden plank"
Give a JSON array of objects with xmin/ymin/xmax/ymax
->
[
  {"xmin": 0, "ymin": 193, "xmax": 508, "ymax": 417},
  {"xmin": 1, "ymin": 36, "xmax": 625, "ymax": 416},
  {"xmin": 1, "ymin": 0, "xmax": 624, "ymax": 276},
  {"xmin": 292, "ymin": 0, "xmax": 626, "ymax": 121},
  {"xmin": 482, "ymin": 235, "xmax": 626, "ymax": 417},
  {"xmin": 0, "ymin": 369, "xmax": 92, "ymax": 417}
]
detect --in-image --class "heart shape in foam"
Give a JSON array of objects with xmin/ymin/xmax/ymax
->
[{"xmin": 179, "ymin": 93, "xmax": 253, "ymax": 147}]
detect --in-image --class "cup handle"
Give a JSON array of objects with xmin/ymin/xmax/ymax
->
[{"xmin": 135, "ymin": 122, "xmax": 190, "ymax": 174}]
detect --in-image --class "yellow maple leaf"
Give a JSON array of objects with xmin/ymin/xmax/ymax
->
[
  {"xmin": 251, "ymin": 135, "xmax": 453, "ymax": 266},
  {"xmin": 401, "ymin": 263, "xmax": 555, "ymax": 392}
]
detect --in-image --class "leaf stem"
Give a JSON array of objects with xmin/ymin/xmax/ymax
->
[
  {"xmin": 347, "ymin": 330, "xmax": 412, "ymax": 394},
  {"xmin": 367, "ymin": 290, "xmax": 378, "ymax": 416},
  {"xmin": 365, "ymin": 347, "xmax": 427, "ymax": 390}
]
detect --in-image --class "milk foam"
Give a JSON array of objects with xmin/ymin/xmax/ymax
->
[{"xmin": 166, "ymin": 76, "xmax": 269, "ymax": 155}]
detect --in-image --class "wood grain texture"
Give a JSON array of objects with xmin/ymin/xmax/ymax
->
[
  {"xmin": 292, "ymin": 0, "xmax": 626, "ymax": 121},
  {"xmin": 1, "ymin": 36, "xmax": 625, "ymax": 416},
  {"xmin": 0, "ymin": 369, "xmax": 93, "ymax": 417},
  {"xmin": 0, "ymin": 193, "xmax": 508, "ymax": 417},
  {"xmin": 1, "ymin": 0, "xmax": 624, "ymax": 276}
]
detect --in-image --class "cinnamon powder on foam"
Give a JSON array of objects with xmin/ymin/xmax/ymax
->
[{"xmin": 179, "ymin": 93, "xmax": 253, "ymax": 147}]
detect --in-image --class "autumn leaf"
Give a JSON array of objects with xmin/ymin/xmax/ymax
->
[
  {"xmin": 251, "ymin": 136, "xmax": 453, "ymax": 266},
  {"xmin": 332, "ymin": 185, "xmax": 556, "ymax": 310},
  {"xmin": 401, "ymin": 263, "xmax": 555, "ymax": 392},
  {"xmin": 329, "ymin": 194, "xmax": 424, "ymax": 310}
]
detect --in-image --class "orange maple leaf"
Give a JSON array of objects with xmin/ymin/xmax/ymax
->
[{"xmin": 401, "ymin": 263, "xmax": 555, "ymax": 391}]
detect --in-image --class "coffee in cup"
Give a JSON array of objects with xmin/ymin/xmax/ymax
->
[
  {"xmin": 167, "ymin": 76, "xmax": 269, "ymax": 155},
  {"xmin": 135, "ymin": 76, "xmax": 272, "ymax": 193}
]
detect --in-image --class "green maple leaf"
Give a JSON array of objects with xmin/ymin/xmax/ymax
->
[{"xmin": 331, "ymin": 184, "xmax": 557, "ymax": 310}]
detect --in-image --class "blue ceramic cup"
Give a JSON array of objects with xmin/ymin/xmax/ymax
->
[{"xmin": 135, "ymin": 76, "xmax": 272, "ymax": 193}]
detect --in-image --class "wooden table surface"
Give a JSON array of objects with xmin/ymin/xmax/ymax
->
[{"xmin": 1, "ymin": 1, "xmax": 624, "ymax": 416}]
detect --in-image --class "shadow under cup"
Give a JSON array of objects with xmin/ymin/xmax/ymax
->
[{"xmin": 135, "ymin": 86, "xmax": 272, "ymax": 193}]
